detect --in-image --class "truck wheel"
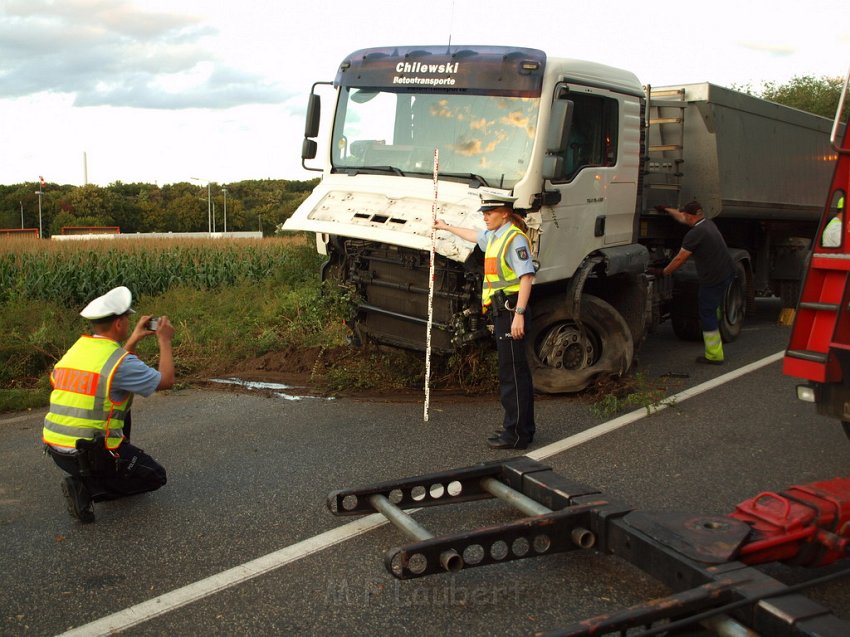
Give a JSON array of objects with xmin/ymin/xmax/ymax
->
[
  {"xmin": 671, "ymin": 314, "xmax": 702, "ymax": 341},
  {"xmin": 670, "ymin": 284, "xmax": 702, "ymax": 341},
  {"xmin": 719, "ymin": 262, "xmax": 747, "ymax": 343},
  {"xmin": 527, "ymin": 294, "xmax": 633, "ymax": 394}
]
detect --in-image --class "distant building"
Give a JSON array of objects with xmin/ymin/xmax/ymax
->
[
  {"xmin": 60, "ymin": 226, "xmax": 121, "ymax": 235},
  {"xmin": 0, "ymin": 228, "xmax": 40, "ymax": 238}
]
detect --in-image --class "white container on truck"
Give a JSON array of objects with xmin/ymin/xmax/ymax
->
[{"xmin": 283, "ymin": 45, "xmax": 836, "ymax": 393}]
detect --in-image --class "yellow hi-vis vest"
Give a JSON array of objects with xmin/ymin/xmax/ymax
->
[
  {"xmin": 482, "ymin": 224, "xmax": 528, "ymax": 310},
  {"xmin": 42, "ymin": 336, "xmax": 132, "ymax": 451}
]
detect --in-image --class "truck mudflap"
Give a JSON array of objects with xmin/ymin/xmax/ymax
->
[{"xmin": 330, "ymin": 458, "xmax": 850, "ymax": 636}]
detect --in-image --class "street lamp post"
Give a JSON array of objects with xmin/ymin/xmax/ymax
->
[
  {"xmin": 190, "ymin": 177, "xmax": 212, "ymax": 233},
  {"xmin": 222, "ymin": 187, "xmax": 228, "ymax": 234}
]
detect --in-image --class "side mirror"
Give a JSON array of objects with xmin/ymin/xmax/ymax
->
[
  {"xmin": 305, "ymin": 93, "xmax": 321, "ymax": 139},
  {"xmin": 302, "ymin": 139, "xmax": 318, "ymax": 161},
  {"xmin": 542, "ymin": 99, "xmax": 574, "ymax": 181},
  {"xmin": 546, "ymin": 99, "xmax": 572, "ymax": 154}
]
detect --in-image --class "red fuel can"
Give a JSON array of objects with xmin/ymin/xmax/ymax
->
[{"xmin": 728, "ymin": 478, "xmax": 850, "ymax": 567}]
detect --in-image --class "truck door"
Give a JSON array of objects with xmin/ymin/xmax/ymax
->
[{"xmin": 538, "ymin": 84, "xmax": 638, "ymax": 282}]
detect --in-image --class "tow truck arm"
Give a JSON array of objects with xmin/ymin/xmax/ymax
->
[{"xmin": 329, "ymin": 457, "xmax": 850, "ymax": 636}]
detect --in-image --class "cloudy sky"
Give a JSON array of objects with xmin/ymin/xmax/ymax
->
[{"xmin": 1, "ymin": 0, "xmax": 847, "ymax": 187}]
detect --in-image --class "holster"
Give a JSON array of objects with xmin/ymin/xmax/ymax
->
[
  {"xmin": 75, "ymin": 435, "xmax": 118, "ymax": 477},
  {"xmin": 491, "ymin": 290, "xmax": 508, "ymax": 316}
]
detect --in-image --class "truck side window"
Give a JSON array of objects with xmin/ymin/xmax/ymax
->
[
  {"xmin": 562, "ymin": 93, "xmax": 619, "ymax": 180},
  {"xmin": 821, "ymin": 189, "xmax": 846, "ymax": 248}
]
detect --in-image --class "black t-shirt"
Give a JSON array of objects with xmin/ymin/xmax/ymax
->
[{"xmin": 682, "ymin": 218, "xmax": 734, "ymax": 286}]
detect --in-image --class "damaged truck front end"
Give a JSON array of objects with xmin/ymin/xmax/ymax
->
[
  {"xmin": 324, "ymin": 234, "xmax": 486, "ymax": 353},
  {"xmin": 285, "ymin": 45, "xmax": 654, "ymax": 393}
]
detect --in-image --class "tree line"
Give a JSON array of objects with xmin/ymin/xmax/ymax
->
[
  {"xmin": 735, "ymin": 75, "xmax": 847, "ymax": 120},
  {"xmin": 0, "ymin": 178, "xmax": 319, "ymax": 237}
]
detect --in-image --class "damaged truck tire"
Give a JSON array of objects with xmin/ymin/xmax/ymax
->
[{"xmin": 527, "ymin": 294, "xmax": 634, "ymax": 394}]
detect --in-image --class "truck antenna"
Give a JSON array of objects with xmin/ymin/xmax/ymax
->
[{"xmin": 447, "ymin": 0, "xmax": 455, "ymax": 48}]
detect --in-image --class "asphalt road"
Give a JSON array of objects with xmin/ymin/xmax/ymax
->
[{"xmin": 2, "ymin": 298, "xmax": 850, "ymax": 637}]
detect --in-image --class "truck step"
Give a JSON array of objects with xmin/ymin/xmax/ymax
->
[
  {"xmin": 649, "ymin": 144, "xmax": 683, "ymax": 152},
  {"xmin": 649, "ymin": 117, "xmax": 684, "ymax": 125},
  {"xmin": 798, "ymin": 301, "xmax": 840, "ymax": 312},
  {"xmin": 785, "ymin": 349, "xmax": 828, "ymax": 364},
  {"xmin": 649, "ymin": 98, "xmax": 686, "ymax": 108},
  {"xmin": 645, "ymin": 184, "xmax": 682, "ymax": 191},
  {"xmin": 649, "ymin": 88, "xmax": 685, "ymax": 99}
]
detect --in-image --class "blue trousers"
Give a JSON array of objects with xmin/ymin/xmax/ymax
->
[
  {"xmin": 491, "ymin": 307, "xmax": 536, "ymax": 444},
  {"xmin": 698, "ymin": 273, "xmax": 734, "ymax": 331}
]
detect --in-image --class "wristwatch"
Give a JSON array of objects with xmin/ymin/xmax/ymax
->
[{"xmin": 515, "ymin": 306, "xmax": 526, "ymax": 315}]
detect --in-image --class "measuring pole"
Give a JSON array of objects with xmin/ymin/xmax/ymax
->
[{"xmin": 424, "ymin": 148, "xmax": 440, "ymax": 422}]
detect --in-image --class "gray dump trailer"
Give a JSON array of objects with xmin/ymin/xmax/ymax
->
[
  {"xmin": 284, "ymin": 46, "xmax": 837, "ymax": 392},
  {"xmin": 646, "ymin": 83, "xmax": 834, "ymax": 306}
]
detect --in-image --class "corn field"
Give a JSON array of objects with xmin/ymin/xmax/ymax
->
[{"xmin": 0, "ymin": 236, "xmax": 323, "ymax": 306}]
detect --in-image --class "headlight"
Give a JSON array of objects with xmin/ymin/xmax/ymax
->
[{"xmin": 796, "ymin": 385, "xmax": 816, "ymax": 403}]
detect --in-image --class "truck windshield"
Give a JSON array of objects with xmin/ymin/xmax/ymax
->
[{"xmin": 332, "ymin": 88, "xmax": 539, "ymax": 189}]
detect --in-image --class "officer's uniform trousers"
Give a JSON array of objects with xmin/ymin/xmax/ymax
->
[
  {"xmin": 490, "ymin": 299, "xmax": 536, "ymax": 445},
  {"xmin": 48, "ymin": 411, "xmax": 167, "ymax": 502}
]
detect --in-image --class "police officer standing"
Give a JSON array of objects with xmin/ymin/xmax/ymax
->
[
  {"xmin": 43, "ymin": 286, "xmax": 174, "ymax": 523},
  {"xmin": 658, "ymin": 201, "xmax": 735, "ymax": 365},
  {"xmin": 435, "ymin": 189, "xmax": 536, "ymax": 449}
]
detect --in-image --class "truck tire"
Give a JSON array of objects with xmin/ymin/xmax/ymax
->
[
  {"xmin": 671, "ymin": 261, "xmax": 747, "ymax": 343},
  {"xmin": 670, "ymin": 284, "xmax": 701, "ymax": 341},
  {"xmin": 671, "ymin": 313, "xmax": 702, "ymax": 341},
  {"xmin": 719, "ymin": 261, "xmax": 747, "ymax": 343},
  {"xmin": 842, "ymin": 421, "xmax": 850, "ymax": 443},
  {"xmin": 527, "ymin": 294, "xmax": 633, "ymax": 394}
]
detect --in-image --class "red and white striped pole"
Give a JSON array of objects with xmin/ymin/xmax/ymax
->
[{"xmin": 424, "ymin": 148, "xmax": 439, "ymax": 422}]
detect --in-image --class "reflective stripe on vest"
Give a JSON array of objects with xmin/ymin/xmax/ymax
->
[
  {"xmin": 482, "ymin": 225, "xmax": 526, "ymax": 308},
  {"xmin": 43, "ymin": 336, "xmax": 130, "ymax": 450}
]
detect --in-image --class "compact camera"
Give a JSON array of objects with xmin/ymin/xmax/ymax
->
[{"xmin": 146, "ymin": 317, "xmax": 160, "ymax": 331}]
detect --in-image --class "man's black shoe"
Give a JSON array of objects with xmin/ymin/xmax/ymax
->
[
  {"xmin": 487, "ymin": 437, "xmax": 529, "ymax": 450},
  {"xmin": 695, "ymin": 356, "xmax": 724, "ymax": 366},
  {"xmin": 489, "ymin": 430, "xmax": 534, "ymax": 443},
  {"xmin": 61, "ymin": 477, "xmax": 94, "ymax": 523}
]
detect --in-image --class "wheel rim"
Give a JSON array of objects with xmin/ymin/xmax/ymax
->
[{"xmin": 537, "ymin": 323, "xmax": 596, "ymax": 371}]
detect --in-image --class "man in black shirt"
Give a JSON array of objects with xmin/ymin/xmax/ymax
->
[{"xmin": 659, "ymin": 201, "xmax": 735, "ymax": 365}]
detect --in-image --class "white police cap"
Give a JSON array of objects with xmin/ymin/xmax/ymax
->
[
  {"xmin": 478, "ymin": 187, "xmax": 518, "ymax": 212},
  {"xmin": 80, "ymin": 286, "xmax": 135, "ymax": 320}
]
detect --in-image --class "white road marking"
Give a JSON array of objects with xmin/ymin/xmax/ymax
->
[
  {"xmin": 58, "ymin": 514, "xmax": 391, "ymax": 636},
  {"xmin": 529, "ymin": 350, "xmax": 784, "ymax": 461},
  {"xmin": 56, "ymin": 350, "xmax": 785, "ymax": 636}
]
